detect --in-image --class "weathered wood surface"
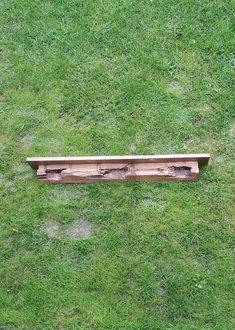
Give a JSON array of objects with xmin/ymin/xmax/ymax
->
[{"xmin": 27, "ymin": 154, "xmax": 210, "ymax": 184}]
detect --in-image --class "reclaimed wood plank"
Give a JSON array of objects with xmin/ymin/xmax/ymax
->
[{"xmin": 26, "ymin": 154, "xmax": 209, "ymax": 184}]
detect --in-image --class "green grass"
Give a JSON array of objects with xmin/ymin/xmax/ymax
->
[{"xmin": 0, "ymin": 0, "xmax": 234, "ymax": 329}]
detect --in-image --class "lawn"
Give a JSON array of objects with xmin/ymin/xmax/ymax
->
[{"xmin": 0, "ymin": 0, "xmax": 234, "ymax": 329}]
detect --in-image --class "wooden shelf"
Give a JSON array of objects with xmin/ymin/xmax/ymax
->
[{"xmin": 27, "ymin": 154, "xmax": 210, "ymax": 184}]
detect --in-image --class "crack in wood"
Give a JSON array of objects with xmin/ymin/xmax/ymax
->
[{"xmin": 170, "ymin": 166, "xmax": 192, "ymax": 177}]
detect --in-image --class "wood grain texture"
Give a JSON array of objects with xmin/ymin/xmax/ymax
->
[{"xmin": 27, "ymin": 154, "xmax": 209, "ymax": 184}]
